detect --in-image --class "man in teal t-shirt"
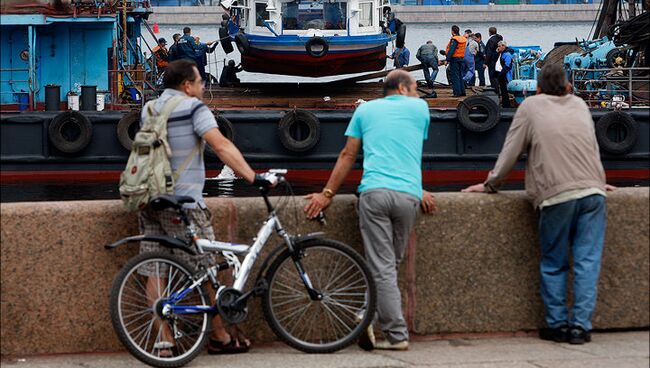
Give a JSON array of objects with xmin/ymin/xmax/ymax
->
[{"xmin": 304, "ymin": 70, "xmax": 436, "ymax": 351}]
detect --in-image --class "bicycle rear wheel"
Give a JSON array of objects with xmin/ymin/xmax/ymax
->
[
  {"xmin": 109, "ymin": 252, "xmax": 210, "ymax": 368},
  {"xmin": 262, "ymin": 239, "xmax": 376, "ymax": 353}
]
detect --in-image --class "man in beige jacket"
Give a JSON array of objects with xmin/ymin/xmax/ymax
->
[{"xmin": 463, "ymin": 64, "xmax": 615, "ymax": 345}]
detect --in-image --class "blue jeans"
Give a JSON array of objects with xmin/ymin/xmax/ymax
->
[
  {"xmin": 475, "ymin": 58, "xmax": 485, "ymax": 86},
  {"xmin": 538, "ymin": 194, "xmax": 607, "ymax": 331},
  {"xmin": 449, "ymin": 59, "xmax": 465, "ymax": 96},
  {"xmin": 422, "ymin": 61, "xmax": 438, "ymax": 87}
]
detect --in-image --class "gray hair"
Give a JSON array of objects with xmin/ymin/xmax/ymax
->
[
  {"xmin": 537, "ymin": 64, "xmax": 569, "ymax": 96},
  {"xmin": 497, "ymin": 40, "xmax": 507, "ymax": 48}
]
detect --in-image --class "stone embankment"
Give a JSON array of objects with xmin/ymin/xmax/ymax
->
[
  {"xmin": 148, "ymin": 4, "xmax": 600, "ymax": 25},
  {"xmin": 1, "ymin": 188, "xmax": 648, "ymax": 356}
]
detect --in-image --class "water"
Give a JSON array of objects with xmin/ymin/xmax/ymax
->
[
  {"xmin": 144, "ymin": 22, "xmax": 595, "ymax": 83},
  {"xmin": 0, "ymin": 179, "xmax": 529, "ymax": 203}
]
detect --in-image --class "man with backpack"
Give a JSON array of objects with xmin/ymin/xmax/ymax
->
[{"xmin": 120, "ymin": 59, "xmax": 274, "ymax": 356}]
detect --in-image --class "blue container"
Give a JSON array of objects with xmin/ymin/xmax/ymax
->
[
  {"xmin": 127, "ymin": 87, "xmax": 142, "ymax": 103},
  {"xmin": 16, "ymin": 93, "xmax": 29, "ymax": 111}
]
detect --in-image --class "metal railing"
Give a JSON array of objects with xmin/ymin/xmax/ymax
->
[{"xmin": 571, "ymin": 66, "xmax": 650, "ymax": 108}]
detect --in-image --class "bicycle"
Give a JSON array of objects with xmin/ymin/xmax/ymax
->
[{"xmin": 105, "ymin": 170, "xmax": 377, "ymax": 368}]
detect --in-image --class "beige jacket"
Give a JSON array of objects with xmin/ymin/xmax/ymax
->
[{"xmin": 484, "ymin": 93, "xmax": 606, "ymax": 208}]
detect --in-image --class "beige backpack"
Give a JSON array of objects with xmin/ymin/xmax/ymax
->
[{"xmin": 118, "ymin": 96, "xmax": 199, "ymax": 211}]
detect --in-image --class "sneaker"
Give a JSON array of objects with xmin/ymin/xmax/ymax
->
[
  {"xmin": 374, "ymin": 340, "xmax": 409, "ymax": 351},
  {"xmin": 357, "ymin": 325, "xmax": 375, "ymax": 351},
  {"xmin": 568, "ymin": 326, "xmax": 592, "ymax": 345},
  {"xmin": 539, "ymin": 326, "xmax": 569, "ymax": 342}
]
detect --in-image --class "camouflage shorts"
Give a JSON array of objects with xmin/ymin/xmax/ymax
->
[{"xmin": 138, "ymin": 205, "xmax": 218, "ymax": 277}]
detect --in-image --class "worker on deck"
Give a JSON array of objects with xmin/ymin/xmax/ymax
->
[
  {"xmin": 474, "ymin": 33, "xmax": 487, "ymax": 86},
  {"xmin": 496, "ymin": 40, "xmax": 515, "ymax": 108},
  {"xmin": 194, "ymin": 36, "xmax": 218, "ymax": 84},
  {"xmin": 445, "ymin": 25, "xmax": 467, "ymax": 97},
  {"xmin": 463, "ymin": 29, "xmax": 478, "ymax": 86},
  {"xmin": 168, "ymin": 33, "xmax": 182, "ymax": 62},
  {"xmin": 152, "ymin": 37, "xmax": 170, "ymax": 72},
  {"xmin": 388, "ymin": 46, "xmax": 410, "ymax": 69},
  {"xmin": 485, "ymin": 26, "xmax": 503, "ymax": 90},
  {"xmin": 219, "ymin": 60, "xmax": 243, "ymax": 87},
  {"xmin": 416, "ymin": 40, "xmax": 439, "ymax": 89},
  {"xmin": 383, "ymin": 7, "xmax": 397, "ymax": 34},
  {"xmin": 175, "ymin": 27, "xmax": 199, "ymax": 61}
]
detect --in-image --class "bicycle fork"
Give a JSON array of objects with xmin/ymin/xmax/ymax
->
[{"xmin": 277, "ymin": 228, "xmax": 323, "ymax": 301}]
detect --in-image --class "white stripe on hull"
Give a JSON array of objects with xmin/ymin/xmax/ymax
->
[{"xmin": 251, "ymin": 43, "xmax": 386, "ymax": 53}]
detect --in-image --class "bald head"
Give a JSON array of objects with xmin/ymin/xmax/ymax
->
[{"xmin": 384, "ymin": 70, "xmax": 416, "ymax": 97}]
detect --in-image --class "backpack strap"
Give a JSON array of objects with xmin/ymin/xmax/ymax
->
[
  {"xmin": 145, "ymin": 95, "xmax": 203, "ymax": 182},
  {"xmin": 157, "ymin": 95, "xmax": 187, "ymax": 141},
  {"xmin": 172, "ymin": 141, "xmax": 201, "ymax": 182}
]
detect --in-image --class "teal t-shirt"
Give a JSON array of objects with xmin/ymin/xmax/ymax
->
[{"xmin": 345, "ymin": 94, "xmax": 430, "ymax": 199}]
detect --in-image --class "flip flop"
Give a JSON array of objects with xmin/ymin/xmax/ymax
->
[{"xmin": 153, "ymin": 341, "xmax": 175, "ymax": 358}]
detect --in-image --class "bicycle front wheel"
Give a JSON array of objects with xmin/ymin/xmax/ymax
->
[
  {"xmin": 109, "ymin": 252, "xmax": 210, "ymax": 368},
  {"xmin": 262, "ymin": 239, "xmax": 376, "ymax": 353}
]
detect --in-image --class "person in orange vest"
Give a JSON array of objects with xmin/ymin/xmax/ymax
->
[
  {"xmin": 445, "ymin": 25, "xmax": 467, "ymax": 97},
  {"xmin": 152, "ymin": 37, "xmax": 170, "ymax": 72}
]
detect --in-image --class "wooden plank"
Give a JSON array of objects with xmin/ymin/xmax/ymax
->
[{"xmin": 203, "ymin": 80, "xmax": 472, "ymax": 110}]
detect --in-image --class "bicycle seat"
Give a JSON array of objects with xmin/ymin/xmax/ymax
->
[{"xmin": 149, "ymin": 195, "xmax": 195, "ymax": 211}]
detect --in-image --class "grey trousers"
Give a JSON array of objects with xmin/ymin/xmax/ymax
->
[{"xmin": 358, "ymin": 189, "xmax": 419, "ymax": 343}]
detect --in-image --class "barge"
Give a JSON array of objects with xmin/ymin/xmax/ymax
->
[{"xmin": 1, "ymin": 0, "xmax": 648, "ymax": 189}]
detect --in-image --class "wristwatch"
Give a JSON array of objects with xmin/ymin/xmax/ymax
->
[{"xmin": 322, "ymin": 188, "xmax": 335, "ymax": 199}]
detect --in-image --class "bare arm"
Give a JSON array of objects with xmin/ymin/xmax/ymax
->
[
  {"xmin": 202, "ymin": 127, "xmax": 256, "ymax": 183},
  {"xmin": 303, "ymin": 137, "xmax": 361, "ymax": 218}
]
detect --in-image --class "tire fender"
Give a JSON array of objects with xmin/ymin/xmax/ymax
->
[
  {"xmin": 595, "ymin": 111, "xmax": 638, "ymax": 155},
  {"xmin": 278, "ymin": 109, "xmax": 321, "ymax": 152},
  {"xmin": 234, "ymin": 33, "xmax": 250, "ymax": 55},
  {"xmin": 456, "ymin": 95, "xmax": 501, "ymax": 132},
  {"xmin": 48, "ymin": 111, "xmax": 93, "ymax": 153},
  {"xmin": 116, "ymin": 110, "xmax": 141, "ymax": 151},
  {"xmin": 305, "ymin": 36, "xmax": 329, "ymax": 58},
  {"xmin": 219, "ymin": 27, "xmax": 234, "ymax": 54},
  {"xmin": 396, "ymin": 23, "xmax": 406, "ymax": 49}
]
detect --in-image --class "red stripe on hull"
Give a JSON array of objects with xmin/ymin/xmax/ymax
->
[
  {"xmin": 242, "ymin": 48, "xmax": 387, "ymax": 77},
  {"xmin": 2, "ymin": 169, "xmax": 648, "ymax": 185}
]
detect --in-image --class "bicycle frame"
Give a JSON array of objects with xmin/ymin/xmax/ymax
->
[{"xmin": 166, "ymin": 188, "xmax": 320, "ymax": 316}]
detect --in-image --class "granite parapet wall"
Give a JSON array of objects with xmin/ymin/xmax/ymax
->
[{"xmin": 1, "ymin": 188, "xmax": 648, "ymax": 356}]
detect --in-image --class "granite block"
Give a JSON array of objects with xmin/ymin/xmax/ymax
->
[{"xmin": 1, "ymin": 188, "xmax": 647, "ymax": 356}]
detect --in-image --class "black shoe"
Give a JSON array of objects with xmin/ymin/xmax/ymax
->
[
  {"xmin": 357, "ymin": 325, "xmax": 375, "ymax": 351},
  {"xmin": 568, "ymin": 326, "xmax": 591, "ymax": 345},
  {"xmin": 539, "ymin": 325, "xmax": 569, "ymax": 342}
]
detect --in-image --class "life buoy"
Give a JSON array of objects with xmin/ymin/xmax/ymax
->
[
  {"xmin": 278, "ymin": 110, "xmax": 320, "ymax": 152},
  {"xmin": 205, "ymin": 114, "xmax": 236, "ymax": 159},
  {"xmin": 234, "ymin": 33, "xmax": 250, "ymax": 55},
  {"xmin": 48, "ymin": 111, "xmax": 93, "ymax": 153},
  {"xmin": 396, "ymin": 23, "xmax": 406, "ymax": 49},
  {"xmin": 456, "ymin": 95, "xmax": 500, "ymax": 132},
  {"xmin": 595, "ymin": 111, "xmax": 638, "ymax": 155},
  {"xmin": 117, "ymin": 110, "xmax": 141, "ymax": 151},
  {"xmin": 219, "ymin": 27, "xmax": 234, "ymax": 54},
  {"xmin": 305, "ymin": 37, "xmax": 329, "ymax": 58}
]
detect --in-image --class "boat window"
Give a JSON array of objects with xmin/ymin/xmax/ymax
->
[
  {"xmin": 282, "ymin": 0, "xmax": 347, "ymax": 30},
  {"xmin": 359, "ymin": 2, "xmax": 373, "ymax": 27},
  {"xmin": 255, "ymin": 2, "xmax": 270, "ymax": 26}
]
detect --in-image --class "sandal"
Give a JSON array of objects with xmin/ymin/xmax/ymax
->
[
  {"xmin": 207, "ymin": 337, "xmax": 250, "ymax": 355},
  {"xmin": 153, "ymin": 341, "xmax": 175, "ymax": 358}
]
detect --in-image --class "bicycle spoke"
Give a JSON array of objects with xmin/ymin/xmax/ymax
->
[
  {"xmin": 142, "ymin": 318, "xmax": 155, "ymax": 353},
  {"xmin": 114, "ymin": 256, "xmax": 211, "ymax": 363}
]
